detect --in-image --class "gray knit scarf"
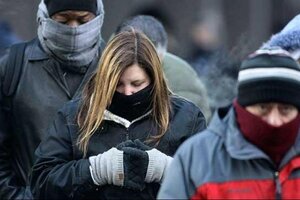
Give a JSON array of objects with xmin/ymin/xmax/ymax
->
[{"xmin": 36, "ymin": 0, "xmax": 104, "ymax": 68}]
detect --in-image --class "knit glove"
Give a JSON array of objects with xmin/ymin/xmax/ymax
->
[
  {"xmin": 145, "ymin": 148, "xmax": 173, "ymax": 183},
  {"xmin": 116, "ymin": 140, "xmax": 136, "ymax": 150},
  {"xmin": 133, "ymin": 139, "xmax": 151, "ymax": 151},
  {"xmin": 116, "ymin": 139, "xmax": 151, "ymax": 151},
  {"xmin": 122, "ymin": 146, "xmax": 149, "ymax": 191},
  {"xmin": 89, "ymin": 147, "xmax": 124, "ymax": 186}
]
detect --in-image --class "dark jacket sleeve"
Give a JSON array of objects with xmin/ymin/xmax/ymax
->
[
  {"xmin": 30, "ymin": 110, "xmax": 95, "ymax": 200},
  {"xmin": 0, "ymin": 52, "xmax": 31, "ymax": 199}
]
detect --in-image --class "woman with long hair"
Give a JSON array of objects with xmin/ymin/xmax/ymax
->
[{"xmin": 30, "ymin": 30, "xmax": 206, "ymax": 199}]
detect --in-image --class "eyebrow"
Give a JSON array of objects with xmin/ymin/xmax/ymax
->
[{"xmin": 57, "ymin": 12, "xmax": 92, "ymax": 17}]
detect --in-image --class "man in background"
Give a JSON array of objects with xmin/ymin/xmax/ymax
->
[{"xmin": 0, "ymin": 0, "xmax": 104, "ymax": 198}]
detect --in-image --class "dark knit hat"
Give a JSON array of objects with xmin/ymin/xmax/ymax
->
[
  {"xmin": 45, "ymin": 0, "xmax": 97, "ymax": 16},
  {"xmin": 237, "ymin": 47, "xmax": 300, "ymax": 108}
]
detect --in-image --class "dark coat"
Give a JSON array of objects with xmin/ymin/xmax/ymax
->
[
  {"xmin": 30, "ymin": 96, "xmax": 206, "ymax": 199},
  {"xmin": 0, "ymin": 38, "xmax": 99, "ymax": 199}
]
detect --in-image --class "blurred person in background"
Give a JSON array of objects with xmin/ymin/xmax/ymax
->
[
  {"xmin": 158, "ymin": 47, "xmax": 300, "ymax": 199},
  {"xmin": 0, "ymin": 0, "xmax": 104, "ymax": 199},
  {"xmin": 30, "ymin": 30, "xmax": 206, "ymax": 199},
  {"xmin": 115, "ymin": 15, "xmax": 211, "ymax": 121},
  {"xmin": 187, "ymin": 11, "xmax": 224, "ymax": 78},
  {"xmin": 0, "ymin": 21, "xmax": 22, "ymax": 53},
  {"xmin": 186, "ymin": 11, "xmax": 243, "ymax": 116}
]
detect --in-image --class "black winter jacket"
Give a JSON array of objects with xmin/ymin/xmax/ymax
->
[
  {"xmin": 30, "ymin": 96, "xmax": 206, "ymax": 199},
  {"xmin": 0, "ymin": 38, "xmax": 99, "ymax": 199}
]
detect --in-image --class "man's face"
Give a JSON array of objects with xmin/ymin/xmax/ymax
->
[
  {"xmin": 51, "ymin": 10, "xmax": 96, "ymax": 27},
  {"xmin": 246, "ymin": 102, "xmax": 298, "ymax": 127}
]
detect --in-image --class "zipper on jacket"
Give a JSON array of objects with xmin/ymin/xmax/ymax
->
[
  {"xmin": 274, "ymin": 171, "xmax": 281, "ymax": 200},
  {"xmin": 126, "ymin": 127, "xmax": 129, "ymax": 140}
]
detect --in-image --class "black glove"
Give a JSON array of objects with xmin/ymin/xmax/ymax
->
[
  {"xmin": 116, "ymin": 139, "xmax": 151, "ymax": 151},
  {"xmin": 116, "ymin": 139, "xmax": 152, "ymax": 191},
  {"xmin": 133, "ymin": 139, "xmax": 151, "ymax": 151},
  {"xmin": 122, "ymin": 146, "xmax": 149, "ymax": 191},
  {"xmin": 116, "ymin": 140, "xmax": 136, "ymax": 150}
]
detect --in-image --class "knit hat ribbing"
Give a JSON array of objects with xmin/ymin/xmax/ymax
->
[
  {"xmin": 237, "ymin": 48, "xmax": 300, "ymax": 108},
  {"xmin": 45, "ymin": 0, "xmax": 97, "ymax": 16}
]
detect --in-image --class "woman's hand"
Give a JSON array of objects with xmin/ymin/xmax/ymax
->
[
  {"xmin": 88, "ymin": 140, "xmax": 173, "ymax": 191},
  {"xmin": 89, "ymin": 148, "xmax": 124, "ymax": 186}
]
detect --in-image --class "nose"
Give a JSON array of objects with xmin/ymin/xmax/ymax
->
[
  {"xmin": 67, "ymin": 20, "xmax": 80, "ymax": 27},
  {"xmin": 122, "ymin": 86, "xmax": 134, "ymax": 96},
  {"xmin": 265, "ymin": 109, "xmax": 284, "ymax": 127}
]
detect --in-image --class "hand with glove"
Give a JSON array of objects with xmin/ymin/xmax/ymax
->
[
  {"xmin": 122, "ymin": 145, "xmax": 149, "ymax": 191},
  {"xmin": 88, "ymin": 140, "xmax": 172, "ymax": 191},
  {"xmin": 117, "ymin": 139, "xmax": 150, "ymax": 191},
  {"xmin": 145, "ymin": 148, "xmax": 173, "ymax": 183},
  {"xmin": 88, "ymin": 141, "xmax": 149, "ymax": 190},
  {"xmin": 119, "ymin": 139, "xmax": 173, "ymax": 184},
  {"xmin": 88, "ymin": 147, "xmax": 124, "ymax": 186},
  {"xmin": 116, "ymin": 139, "xmax": 151, "ymax": 151}
]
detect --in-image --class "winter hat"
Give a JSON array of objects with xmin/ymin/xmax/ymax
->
[
  {"xmin": 262, "ymin": 14, "xmax": 300, "ymax": 60},
  {"xmin": 237, "ymin": 47, "xmax": 300, "ymax": 108},
  {"xmin": 44, "ymin": 0, "xmax": 97, "ymax": 17}
]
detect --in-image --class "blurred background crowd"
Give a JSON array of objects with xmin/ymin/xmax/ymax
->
[
  {"xmin": 2, "ymin": 0, "xmax": 300, "ymax": 56},
  {"xmin": 1, "ymin": 0, "xmax": 300, "ymax": 115}
]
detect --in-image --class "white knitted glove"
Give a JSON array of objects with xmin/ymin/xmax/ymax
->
[
  {"xmin": 89, "ymin": 147, "xmax": 124, "ymax": 186},
  {"xmin": 145, "ymin": 148, "xmax": 173, "ymax": 183}
]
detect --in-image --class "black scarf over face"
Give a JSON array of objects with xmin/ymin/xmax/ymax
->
[{"xmin": 108, "ymin": 85, "xmax": 153, "ymax": 121}]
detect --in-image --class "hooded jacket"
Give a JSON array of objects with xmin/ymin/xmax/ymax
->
[
  {"xmin": 158, "ymin": 106, "xmax": 300, "ymax": 199},
  {"xmin": 162, "ymin": 53, "xmax": 211, "ymax": 121},
  {"xmin": 0, "ymin": 0, "xmax": 103, "ymax": 198},
  {"xmin": 30, "ymin": 96, "xmax": 206, "ymax": 200}
]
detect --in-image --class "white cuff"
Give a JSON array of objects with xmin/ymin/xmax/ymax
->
[
  {"xmin": 109, "ymin": 148, "xmax": 124, "ymax": 186},
  {"xmin": 89, "ymin": 164, "xmax": 100, "ymax": 185}
]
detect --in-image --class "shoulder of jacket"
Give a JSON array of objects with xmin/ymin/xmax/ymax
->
[
  {"xmin": 26, "ymin": 38, "xmax": 49, "ymax": 61},
  {"xmin": 0, "ymin": 38, "xmax": 41, "ymax": 67},
  {"xmin": 162, "ymin": 53, "xmax": 201, "ymax": 82},
  {"xmin": 171, "ymin": 95, "xmax": 203, "ymax": 115},
  {"xmin": 163, "ymin": 53, "xmax": 195, "ymax": 73},
  {"xmin": 0, "ymin": 39, "xmax": 42, "ymax": 86},
  {"xmin": 175, "ymin": 129, "xmax": 221, "ymax": 161},
  {"xmin": 163, "ymin": 53, "xmax": 208, "ymax": 100}
]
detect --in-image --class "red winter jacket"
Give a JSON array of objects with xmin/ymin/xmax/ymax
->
[{"xmin": 158, "ymin": 106, "xmax": 300, "ymax": 199}]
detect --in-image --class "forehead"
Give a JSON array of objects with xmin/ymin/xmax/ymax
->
[
  {"xmin": 251, "ymin": 102, "xmax": 296, "ymax": 108},
  {"xmin": 119, "ymin": 64, "xmax": 148, "ymax": 79},
  {"xmin": 52, "ymin": 10, "xmax": 94, "ymax": 17}
]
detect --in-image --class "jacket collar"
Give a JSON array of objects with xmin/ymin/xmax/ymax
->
[
  {"xmin": 209, "ymin": 106, "xmax": 273, "ymax": 161},
  {"xmin": 103, "ymin": 110, "xmax": 152, "ymax": 129},
  {"xmin": 209, "ymin": 105, "xmax": 300, "ymax": 168},
  {"xmin": 27, "ymin": 38, "xmax": 49, "ymax": 61}
]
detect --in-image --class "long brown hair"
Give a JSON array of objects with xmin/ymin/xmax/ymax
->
[{"xmin": 77, "ymin": 30, "xmax": 171, "ymax": 156}]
